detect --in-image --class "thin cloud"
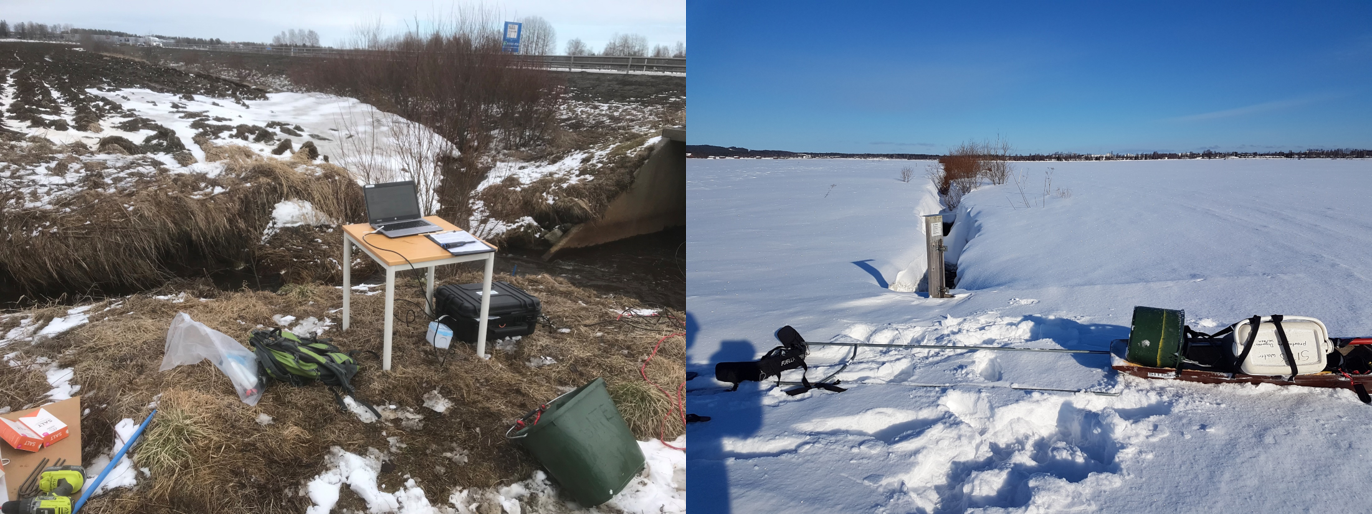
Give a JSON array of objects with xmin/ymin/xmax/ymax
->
[{"xmin": 1168, "ymin": 94, "xmax": 1336, "ymax": 122}]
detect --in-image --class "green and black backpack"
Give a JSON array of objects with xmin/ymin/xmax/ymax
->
[{"xmin": 249, "ymin": 328, "xmax": 382, "ymax": 420}]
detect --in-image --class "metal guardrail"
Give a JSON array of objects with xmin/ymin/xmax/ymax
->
[{"xmin": 159, "ymin": 44, "xmax": 685, "ymax": 74}]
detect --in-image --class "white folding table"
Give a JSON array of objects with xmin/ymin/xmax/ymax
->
[{"xmin": 341, "ymin": 216, "xmax": 496, "ymax": 369}]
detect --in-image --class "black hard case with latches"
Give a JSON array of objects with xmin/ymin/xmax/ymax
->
[{"xmin": 434, "ymin": 281, "xmax": 541, "ymax": 343}]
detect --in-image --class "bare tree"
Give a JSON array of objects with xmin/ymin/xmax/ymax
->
[
  {"xmin": 518, "ymin": 15, "xmax": 555, "ymax": 55},
  {"xmin": 672, "ymin": 40, "xmax": 685, "ymax": 57},
  {"xmin": 602, "ymin": 33, "xmax": 647, "ymax": 56},
  {"xmin": 651, "ymin": 44, "xmax": 671, "ymax": 58},
  {"xmin": 273, "ymin": 28, "xmax": 321, "ymax": 47},
  {"xmin": 565, "ymin": 38, "xmax": 591, "ymax": 56},
  {"xmin": 900, "ymin": 166, "xmax": 914, "ymax": 183},
  {"xmin": 0, "ymin": 21, "xmax": 9, "ymax": 39}
]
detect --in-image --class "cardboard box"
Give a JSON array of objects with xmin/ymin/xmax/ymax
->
[
  {"xmin": 1, "ymin": 397, "xmax": 81, "ymax": 501},
  {"xmin": 0, "ymin": 408, "xmax": 69, "ymax": 451}
]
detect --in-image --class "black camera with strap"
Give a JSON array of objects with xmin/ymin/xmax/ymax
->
[{"xmin": 714, "ymin": 325, "xmax": 845, "ymax": 395}]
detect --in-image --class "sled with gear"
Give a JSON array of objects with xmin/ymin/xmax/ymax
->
[{"xmin": 1112, "ymin": 306, "xmax": 1372, "ymax": 403}]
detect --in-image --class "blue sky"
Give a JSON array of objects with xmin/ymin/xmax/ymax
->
[{"xmin": 688, "ymin": 1, "xmax": 1372, "ymax": 154}]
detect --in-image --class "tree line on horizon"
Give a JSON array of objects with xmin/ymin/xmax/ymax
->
[{"xmin": 685, "ymin": 145, "xmax": 1372, "ymax": 160}]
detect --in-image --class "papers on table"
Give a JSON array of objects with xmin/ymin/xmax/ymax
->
[{"xmin": 426, "ymin": 230, "xmax": 493, "ymax": 255}]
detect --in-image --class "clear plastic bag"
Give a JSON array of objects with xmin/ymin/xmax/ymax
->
[{"xmin": 160, "ymin": 312, "xmax": 263, "ymax": 405}]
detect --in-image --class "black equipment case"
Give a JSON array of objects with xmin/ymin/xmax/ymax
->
[{"xmin": 434, "ymin": 282, "xmax": 541, "ymax": 343}]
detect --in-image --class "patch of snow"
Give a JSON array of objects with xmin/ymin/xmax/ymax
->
[
  {"xmin": 495, "ymin": 336, "xmax": 521, "ymax": 352},
  {"xmin": 342, "ymin": 396, "xmax": 379, "ymax": 423},
  {"xmin": 36, "ymin": 306, "xmax": 93, "ymax": 338},
  {"xmin": 440, "ymin": 445, "xmax": 469, "ymax": 466},
  {"xmin": 256, "ymin": 413, "xmax": 274, "ymax": 425},
  {"xmin": 85, "ymin": 417, "xmax": 142, "ymax": 496},
  {"xmin": 526, "ymin": 356, "xmax": 557, "ymax": 368},
  {"xmin": 1, "ymin": 317, "xmax": 39, "ymax": 348},
  {"xmin": 292, "ymin": 316, "xmax": 333, "ymax": 336},
  {"xmin": 44, "ymin": 366, "xmax": 79, "ymax": 401},
  {"xmin": 153, "ymin": 292, "xmax": 188, "ymax": 303},
  {"xmin": 423, "ymin": 390, "xmax": 453, "ymax": 413},
  {"xmin": 262, "ymin": 199, "xmax": 337, "ymax": 243}
]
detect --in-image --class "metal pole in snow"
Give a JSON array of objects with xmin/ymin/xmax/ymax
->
[{"xmin": 73, "ymin": 409, "xmax": 157, "ymax": 513}]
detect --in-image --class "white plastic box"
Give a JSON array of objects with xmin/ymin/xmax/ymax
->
[
  {"xmin": 1230, "ymin": 316, "xmax": 1331, "ymax": 375},
  {"xmin": 426, "ymin": 321, "xmax": 453, "ymax": 349}
]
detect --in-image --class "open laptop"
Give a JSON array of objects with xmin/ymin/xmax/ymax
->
[{"xmin": 363, "ymin": 180, "xmax": 443, "ymax": 238}]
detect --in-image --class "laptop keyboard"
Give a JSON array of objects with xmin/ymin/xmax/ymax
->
[{"xmin": 383, "ymin": 220, "xmax": 428, "ymax": 231}]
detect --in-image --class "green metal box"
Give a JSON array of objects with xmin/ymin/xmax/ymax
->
[{"xmin": 1127, "ymin": 306, "xmax": 1185, "ymax": 368}]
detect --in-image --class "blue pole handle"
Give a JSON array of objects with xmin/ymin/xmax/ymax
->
[{"xmin": 73, "ymin": 409, "xmax": 157, "ymax": 513}]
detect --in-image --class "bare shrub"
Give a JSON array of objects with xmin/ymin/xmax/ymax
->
[
  {"xmin": 293, "ymin": 7, "xmax": 562, "ymax": 227},
  {"xmin": 929, "ymin": 138, "xmax": 1017, "ymax": 208},
  {"xmin": 982, "ymin": 135, "xmax": 1013, "ymax": 185},
  {"xmin": 900, "ymin": 166, "xmax": 914, "ymax": 183}
]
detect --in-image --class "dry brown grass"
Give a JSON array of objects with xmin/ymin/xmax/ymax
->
[
  {"xmin": 4, "ymin": 268, "xmax": 682, "ymax": 514},
  {"xmin": 0, "ymin": 149, "xmax": 366, "ymax": 295},
  {"xmin": 196, "ymin": 137, "xmax": 259, "ymax": 164}
]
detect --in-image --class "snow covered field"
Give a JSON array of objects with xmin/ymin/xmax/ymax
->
[{"xmin": 686, "ymin": 158, "xmax": 1372, "ymax": 512}]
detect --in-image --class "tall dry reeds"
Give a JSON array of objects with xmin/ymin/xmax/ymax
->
[{"xmin": 0, "ymin": 152, "xmax": 364, "ymax": 295}]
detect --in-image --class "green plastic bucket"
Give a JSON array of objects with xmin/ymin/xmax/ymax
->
[
  {"xmin": 1127, "ymin": 306, "xmax": 1185, "ymax": 368},
  {"xmin": 506, "ymin": 377, "xmax": 645, "ymax": 507}
]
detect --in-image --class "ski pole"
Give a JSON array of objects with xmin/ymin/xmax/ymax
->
[
  {"xmin": 777, "ymin": 380, "xmax": 1121, "ymax": 396},
  {"xmin": 805, "ymin": 342, "xmax": 1111, "ymax": 355},
  {"xmin": 74, "ymin": 409, "xmax": 157, "ymax": 513}
]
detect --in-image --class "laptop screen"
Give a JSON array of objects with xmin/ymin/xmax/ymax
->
[{"xmin": 364, "ymin": 181, "xmax": 423, "ymax": 223}]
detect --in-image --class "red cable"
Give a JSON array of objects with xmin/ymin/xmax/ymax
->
[{"xmin": 641, "ymin": 331, "xmax": 686, "ymax": 451}]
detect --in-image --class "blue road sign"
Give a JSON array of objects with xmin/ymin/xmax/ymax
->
[{"xmin": 502, "ymin": 22, "xmax": 522, "ymax": 53}]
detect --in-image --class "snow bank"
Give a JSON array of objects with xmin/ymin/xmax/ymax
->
[{"xmin": 262, "ymin": 199, "xmax": 337, "ymax": 242}]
